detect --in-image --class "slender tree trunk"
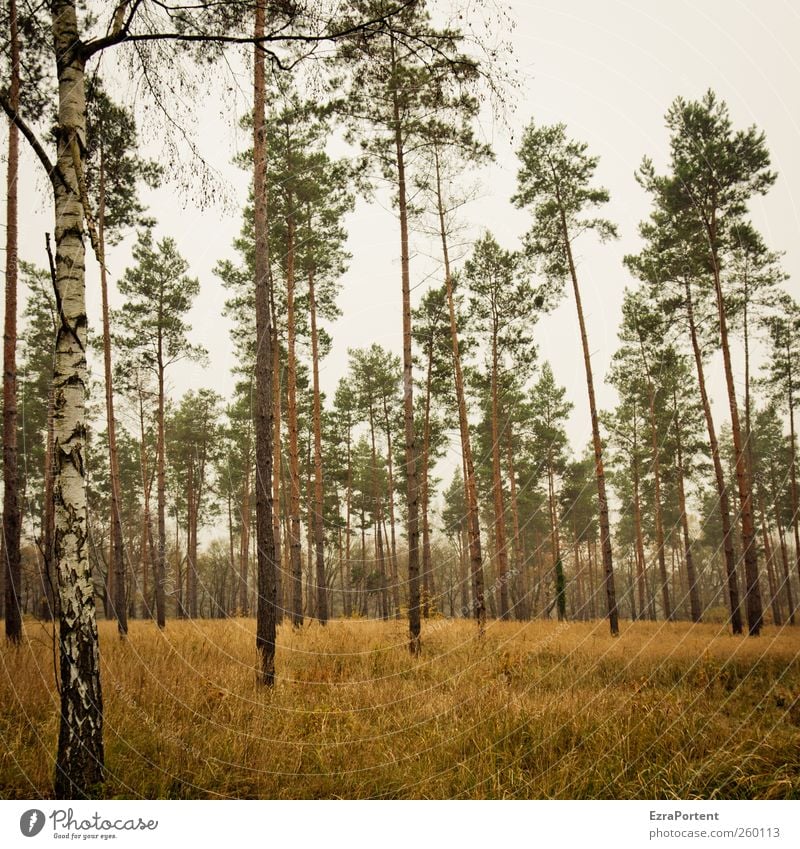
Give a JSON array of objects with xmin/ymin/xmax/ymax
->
[
  {"xmin": 420, "ymin": 340, "xmax": 434, "ymax": 618},
  {"xmin": 51, "ymin": 1, "xmax": 103, "ymax": 796},
  {"xmin": 545, "ymin": 455, "xmax": 561, "ymax": 620},
  {"xmin": 138, "ymin": 390, "xmax": 155, "ymax": 619},
  {"xmin": 708, "ymin": 226, "xmax": 763, "ymax": 635},
  {"xmin": 489, "ymin": 332, "xmax": 510, "ymax": 619},
  {"xmin": 787, "ymin": 370, "xmax": 800, "ymax": 598},
  {"xmin": 42, "ymin": 380, "xmax": 57, "ymax": 621},
  {"xmin": 557, "ymin": 196, "xmax": 617, "ymax": 634},
  {"xmin": 253, "ymin": 3, "xmax": 277, "ymax": 684},
  {"xmin": 460, "ymin": 521, "xmax": 470, "ymax": 615},
  {"xmin": 305, "ymin": 454, "xmax": 314, "ymax": 620},
  {"xmin": 759, "ymin": 500, "xmax": 782, "ymax": 626},
  {"xmin": 155, "ymin": 349, "xmax": 167, "ymax": 628},
  {"xmin": 3, "ymin": 0, "xmax": 21, "ymax": 644},
  {"xmin": 769, "ymin": 451, "xmax": 796, "ymax": 624},
  {"xmin": 95, "ymin": 142, "xmax": 127, "ymax": 636},
  {"xmin": 381, "ymin": 398, "xmax": 401, "ymax": 617},
  {"xmin": 239, "ymin": 438, "xmax": 251, "ymax": 616},
  {"xmin": 307, "ymin": 269, "xmax": 328, "ymax": 624},
  {"xmin": 638, "ymin": 342, "xmax": 672, "ymax": 621},
  {"xmin": 284, "ymin": 205, "xmax": 303, "ymax": 629},
  {"xmin": 631, "ymin": 412, "xmax": 649, "ymax": 620},
  {"xmin": 344, "ymin": 424, "xmax": 353, "ymax": 617},
  {"xmin": 188, "ymin": 460, "xmax": 199, "ymax": 618},
  {"xmin": 227, "ymin": 490, "xmax": 236, "ymax": 613},
  {"xmin": 391, "ymin": 34, "xmax": 421, "ymax": 653},
  {"xmin": 573, "ymin": 528, "xmax": 584, "ymax": 619},
  {"xmin": 684, "ymin": 277, "xmax": 742, "ymax": 634},
  {"xmin": 672, "ymin": 388, "xmax": 702, "ymax": 622},
  {"xmin": 367, "ymin": 408, "xmax": 389, "ymax": 620},
  {"xmin": 434, "ymin": 146, "xmax": 484, "ymax": 631},
  {"xmin": 507, "ymin": 429, "xmax": 525, "ymax": 619},
  {"xmin": 269, "ymin": 296, "xmax": 282, "ymax": 620}
]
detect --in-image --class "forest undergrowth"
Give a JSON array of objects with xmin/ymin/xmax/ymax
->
[{"xmin": 1, "ymin": 618, "xmax": 798, "ymax": 799}]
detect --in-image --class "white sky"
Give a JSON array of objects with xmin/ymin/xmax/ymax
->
[{"xmin": 6, "ymin": 0, "xmax": 800, "ymax": 505}]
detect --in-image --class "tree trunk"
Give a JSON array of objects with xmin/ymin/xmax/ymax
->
[
  {"xmin": 285, "ymin": 201, "xmax": 303, "ymax": 630},
  {"xmin": 253, "ymin": 2, "xmax": 277, "ymax": 684},
  {"xmin": 42, "ymin": 380, "xmax": 57, "ymax": 621},
  {"xmin": 391, "ymin": 34, "xmax": 421, "ymax": 653},
  {"xmin": 631, "ymin": 407, "xmax": 649, "ymax": 620},
  {"xmin": 586, "ymin": 537, "xmax": 596, "ymax": 619},
  {"xmin": 95, "ymin": 141, "xmax": 127, "ymax": 636},
  {"xmin": 3, "ymin": 0, "xmax": 21, "ymax": 644},
  {"xmin": 307, "ymin": 270, "xmax": 328, "ymax": 624},
  {"xmin": 138, "ymin": 388, "xmax": 155, "ymax": 619},
  {"xmin": 368, "ymin": 408, "xmax": 389, "ymax": 620},
  {"xmin": 639, "ymin": 346, "xmax": 672, "ymax": 621},
  {"xmin": 672, "ymin": 388, "xmax": 702, "ymax": 622},
  {"xmin": 381, "ymin": 397, "xmax": 401, "ymax": 617},
  {"xmin": 51, "ymin": 1, "xmax": 104, "ymax": 796},
  {"xmin": 545, "ymin": 455, "xmax": 561, "ymax": 621},
  {"xmin": 759, "ymin": 500, "xmax": 782, "ymax": 626},
  {"xmin": 187, "ymin": 459, "xmax": 198, "ymax": 618},
  {"xmin": 344, "ymin": 423, "xmax": 353, "ymax": 617},
  {"xmin": 768, "ymin": 451, "xmax": 795, "ymax": 624},
  {"xmin": 787, "ymin": 360, "xmax": 800, "ymax": 606},
  {"xmin": 490, "ymin": 330, "xmax": 510, "ymax": 619},
  {"xmin": 420, "ymin": 338, "xmax": 434, "ymax": 618},
  {"xmin": 684, "ymin": 277, "xmax": 742, "ymax": 634},
  {"xmin": 557, "ymin": 196, "xmax": 617, "ymax": 634},
  {"xmin": 269, "ymin": 294, "xmax": 282, "ymax": 621},
  {"xmin": 507, "ymin": 429, "xmax": 525, "ymax": 619},
  {"xmin": 434, "ymin": 146, "xmax": 484, "ymax": 632},
  {"xmin": 239, "ymin": 438, "xmax": 251, "ymax": 616},
  {"xmin": 155, "ymin": 346, "xmax": 167, "ymax": 627},
  {"xmin": 708, "ymin": 222, "xmax": 763, "ymax": 635}
]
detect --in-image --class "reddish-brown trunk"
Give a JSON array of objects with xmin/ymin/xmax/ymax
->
[
  {"xmin": 506, "ymin": 429, "xmax": 525, "ymax": 619},
  {"xmin": 390, "ymin": 33, "xmax": 421, "ymax": 652},
  {"xmin": 97, "ymin": 143, "xmax": 127, "ymax": 635},
  {"xmin": 684, "ymin": 277, "xmax": 742, "ymax": 634},
  {"xmin": 308, "ymin": 269, "xmax": 328, "ymax": 623},
  {"xmin": 3, "ymin": 0, "xmax": 21, "ymax": 643},
  {"xmin": 557, "ymin": 193, "xmax": 617, "ymax": 634},
  {"xmin": 673, "ymin": 388, "xmax": 702, "ymax": 622},
  {"xmin": 381, "ymin": 397, "xmax": 401, "ymax": 617},
  {"xmin": 490, "ymin": 331, "xmax": 510, "ymax": 620},
  {"xmin": 253, "ymin": 2, "xmax": 277, "ymax": 684},
  {"xmin": 368, "ymin": 408, "xmax": 389, "ymax": 620},
  {"xmin": 434, "ymin": 146, "xmax": 484, "ymax": 632},
  {"xmin": 707, "ymin": 215, "xmax": 762, "ymax": 635}
]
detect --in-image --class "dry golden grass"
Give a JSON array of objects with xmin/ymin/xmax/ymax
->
[{"xmin": 1, "ymin": 616, "xmax": 799, "ymax": 799}]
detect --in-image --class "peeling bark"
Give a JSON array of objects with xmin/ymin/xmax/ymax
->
[{"xmin": 51, "ymin": 0, "xmax": 104, "ymax": 797}]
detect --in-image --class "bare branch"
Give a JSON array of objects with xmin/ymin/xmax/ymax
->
[
  {"xmin": 0, "ymin": 93, "xmax": 72, "ymax": 190},
  {"xmin": 82, "ymin": 0, "xmax": 417, "ymax": 58}
]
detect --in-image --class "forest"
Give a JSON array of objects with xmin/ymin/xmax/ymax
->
[{"xmin": 1, "ymin": 0, "xmax": 799, "ymax": 801}]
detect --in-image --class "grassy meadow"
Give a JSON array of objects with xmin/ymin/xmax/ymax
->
[{"xmin": 1, "ymin": 616, "xmax": 799, "ymax": 799}]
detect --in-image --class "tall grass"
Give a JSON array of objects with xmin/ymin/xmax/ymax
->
[{"xmin": 1, "ymin": 617, "xmax": 798, "ymax": 798}]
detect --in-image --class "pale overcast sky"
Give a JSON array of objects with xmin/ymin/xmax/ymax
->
[{"xmin": 7, "ymin": 0, "xmax": 800, "ymax": 493}]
